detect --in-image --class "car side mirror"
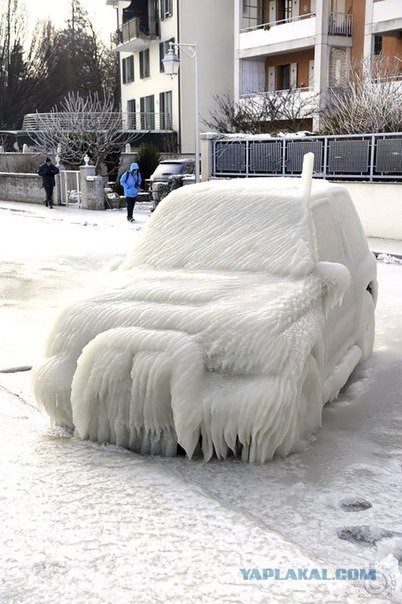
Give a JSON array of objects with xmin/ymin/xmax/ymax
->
[{"xmin": 316, "ymin": 261, "xmax": 351, "ymax": 316}]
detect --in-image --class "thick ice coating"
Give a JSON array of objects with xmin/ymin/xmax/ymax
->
[{"xmin": 32, "ymin": 177, "xmax": 364, "ymax": 462}]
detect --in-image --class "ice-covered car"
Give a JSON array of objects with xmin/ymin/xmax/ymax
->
[{"xmin": 33, "ymin": 156, "xmax": 377, "ymax": 463}]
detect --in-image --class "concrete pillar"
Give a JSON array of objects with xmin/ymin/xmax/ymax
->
[
  {"xmin": 313, "ymin": 1, "xmax": 331, "ymax": 130},
  {"xmin": 363, "ymin": 0, "xmax": 374, "ymax": 63},
  {"xmin": 55, "ymin": 164, "xmax": 65, "ymax": 206},
  {"xmin": 200, "ymin": 132, "xmax": 219, "ymax": 182},
  {"xmin": 80, "ymin": 165, "xmax": 104, "ymax": 210}
]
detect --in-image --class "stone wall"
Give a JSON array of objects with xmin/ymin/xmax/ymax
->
[
  {"xmin": 0, "ymin": 153, "xmax": 41, "ymax": 174},
  {"xmin": 0, "ymin": 172, "xmax": 46, "ymax": 204}
]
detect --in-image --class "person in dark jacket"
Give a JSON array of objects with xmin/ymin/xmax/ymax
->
[
  {"xmin": 120, "ymin": 162, "xmax": 142, "ymax": 222},
  {"xmin": 38, "ymin": 158, "xmax": 60, "ymax": 208}
]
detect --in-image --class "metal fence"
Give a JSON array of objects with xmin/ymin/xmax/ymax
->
[
  {"xmin": 23, "ymin": 112, "xmax": 173, "ymax": 132},
  {"xmin": 212, "ymin": 133, "xmax": 402, "ymax": 182},
  {"xmin": 59, "ymin": 170, "xmax": 81, "ymax": 207}
]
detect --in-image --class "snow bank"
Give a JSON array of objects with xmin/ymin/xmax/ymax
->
[{"xmin": 32, "ymin": 178, "xmax": 348, "ymax": 462}]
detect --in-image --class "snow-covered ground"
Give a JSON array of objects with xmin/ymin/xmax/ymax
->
[{"xmin": 1, "ymin": 200, "xmax": 401, "ymax": 603}]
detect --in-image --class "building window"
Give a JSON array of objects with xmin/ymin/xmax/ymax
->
[
  {"xmin": 278, "ymin": 0, "xmax": 293, "ymax": 21},
  {"xmin": 242, "ymin": 0, "xmax": 261, "ymax": 29},
  {"xmin": 160, "ymin": 38, "xmax": 175, "ymax": 72},
  {"xmin": 139, "ymin": 49, "xmax": 150, "ymax": 78},
  {"xmin": 160, "ymin": 0, "xmax": 172, "ymax": 20},
  {"xmin": 127, "ymin": 99, "xmax": 136, "ymax": 130},
  {"xmin": 278, "ymin": 64, "xmax": 291, "ymax": 89},
  {"xmin": 374, "ymin": 35, "xmax": 382, "ymax": 56},
  {"xmin": 140, "ymin": 95, "xmax": 155, "ymax": 129},
  {"xmin": 159, "ymin": 91, "xmax": 173, "ymax": 128},
  {"xmin": 122, "ymin": 55, "xmax": 134, "ymax": 84}
]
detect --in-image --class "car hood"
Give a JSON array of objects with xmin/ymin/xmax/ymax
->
[
  {"xmin": 33, "ymin": 267, "xmax": 327, "ymax": 458},
  {"xmin": 48, "ymin": 268, "xmax": 325, "ymax": 378}
]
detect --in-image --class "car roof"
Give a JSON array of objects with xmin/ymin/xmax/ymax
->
[
  {"xmin": 159, "ymin": 158, "xmax": 194, "ymax": 164},
  {"xmin": 126, "ymin": 176, "xmax": 320, "ymax": 277},
  {"xmin": 190, "ymin": 177, "xmax": 345, "ymax": 201}
]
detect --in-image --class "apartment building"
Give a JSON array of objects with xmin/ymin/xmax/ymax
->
[
  {"xmin": 107, "ymin": 0, "xmax": 234, "ymax": 153},
  {"xmin": 235, "ymin": 0, "xmax": 402, "ymax": 130}
]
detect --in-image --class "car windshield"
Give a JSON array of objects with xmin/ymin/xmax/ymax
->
[
  {"xmin": 152, "ymin": 163, "xmax": 191, "ymax": 178},
  {"xmin": 126, "ymin": 179, "xmax": 316, "ymax": 278}
]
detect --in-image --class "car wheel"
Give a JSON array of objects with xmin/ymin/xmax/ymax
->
[
  {"xmin": 298, "ymin": 355, "xmax": 323, "ymax": 439},
  {"xmin": 357, "ymin": 290, "xmax": 375, "ymax": 362}
]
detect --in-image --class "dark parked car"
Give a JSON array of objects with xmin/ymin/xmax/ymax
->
[
  {"xmin": 147, "ymin": 158, "xmax": 196, "ymax": 210},
  {"xmin": 148, "ymin": 158, "xmax": 195, "ymax": 184}
]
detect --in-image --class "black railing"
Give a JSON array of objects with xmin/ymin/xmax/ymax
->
[{"xmin": 212, "ymin": 133, "xmax": 402, "ymax": 181}]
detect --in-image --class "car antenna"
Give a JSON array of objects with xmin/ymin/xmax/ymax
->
[{"xmin": 301, "ymin": 152, "xmax": 314, "ymax": 200}]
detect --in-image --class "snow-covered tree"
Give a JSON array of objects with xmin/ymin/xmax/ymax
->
[
  {"xmin": 203, "ymin": 89, "xmax": 319, "ymax": 135},
  {"xmin": 32, "ymin": 91, "xmax": 144, "ymax": 173},
  {"xmin": 320, "ymin": 56, "xmax": 402, "ymax": 134}
]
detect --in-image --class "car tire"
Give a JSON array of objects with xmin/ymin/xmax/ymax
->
[
  {"xmin": 297, "ymin": 354, "xmax": 323, "ymax": 441},
  {"xmin": 357, "ymin": 290, "xmax": 375, "ymax": 362}
]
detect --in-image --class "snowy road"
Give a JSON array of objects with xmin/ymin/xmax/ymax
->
[{"xmin": 0, "ymin": 201, "xmax": 401, "ymax": 603}]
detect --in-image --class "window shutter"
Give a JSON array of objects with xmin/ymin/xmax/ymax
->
[
  {"xmin": 290, "ymin": 62, "xmax": 297, "ymax": 88},
  {"xmin": 241, "ymin": 61, "xmax": 266, "ymax": 95},
  {"xmin": 269, "ymin": 0, "xmax": 276, "ymax": 23},
  {"xmin": 257, "ymin": 62, "xmax": 265, "ymax": 92},
  {"xmin": 292, "ymin": 0, "xmax": 299, "ymax": 18},
  {"xmin": 268, "ymin": 66, "xmax": 276, "ymax": 91},
  {"xmin": 122, "ymin": 58, "xmax": 127, "ymax": 84},
  {"xmin": 309, "ymin": 59, "xmax": 314, "ymax": 90}
]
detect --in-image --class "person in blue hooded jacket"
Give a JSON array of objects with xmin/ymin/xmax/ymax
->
[{"xmin": 120, "ymin": 162, "xmax": 142, "ymax": 222}]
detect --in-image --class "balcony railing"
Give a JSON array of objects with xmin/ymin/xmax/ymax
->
[
  {"xmin": 240, "ymin": 86, "xmax": 312, "ymax": 98},
  {"xmin": 328, "ymin": 13, "xmax": 353, "ymax": 36},
  {"xmin": 122, "ymin": 112, "xmax": 173, "ymax": 131},
  {"xmin": 241, "ymin": 12, "xmax": 315, "ymax": 33},
  {"xmin": 121, "ymin": 16, "xmax": 159, "ymax": 43},
  {"xmin": 22, "ymin": 112, "xmax": 174, "ymax": 132}
]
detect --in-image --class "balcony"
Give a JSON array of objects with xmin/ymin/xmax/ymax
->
[
  {"xmin": 372, "ymin": 0, "xmax": 402, "ymax": 35},
  {"xmin": 114, "ymin": 16, "xmax": 159, "ymax": 52},
  {"xmin": 239, "ymin": 13, "xmax": 316, "ymax": 59},
  {"xmin": 328, "ymin": 13, "xmax": 353, "ymax": 37},
  {"xmin": 22, "ymin": 112, "xmax": 174, "ymax": 133},
  {"xmin": 238, "ymin": 88, "xmax": 318, "ymax": 125}
]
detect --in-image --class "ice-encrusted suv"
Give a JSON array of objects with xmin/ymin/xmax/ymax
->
[{"xmin": 33, "ymin": 158, "xmax": 377, "ymax": 463}]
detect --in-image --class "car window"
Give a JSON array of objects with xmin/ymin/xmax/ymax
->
[
  {"xmin": 152, "ymin": 163, "xmax": 184, "ymax": 178},
  {"xmin": 329, "ymin": 191, "xmax": 368, "ymax": 261},
  {"xmin": 312, "ymin": 200, "xmax": 346, "ymax": 264},
  {"xmin": 127, "ymin": 181, "xmax": 316, "ymax": 277}
]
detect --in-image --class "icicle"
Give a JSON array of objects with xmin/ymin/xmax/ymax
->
[{"xmin": 301, "ymin": 152, "xmax": 314, "ymax": 201}]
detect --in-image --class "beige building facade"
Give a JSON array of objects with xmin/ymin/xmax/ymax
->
[
  {"xmin": 107, "ymin": 0, "xmax": 234, "ymax": 154},
  {"xmin": 235, "ymin": 0, "xmax": 402, "ymax": 130}
]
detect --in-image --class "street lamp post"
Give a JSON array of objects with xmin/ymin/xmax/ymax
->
[{"xmin": 162, "ymin": 42, "xmax": 200, "ymax": 183}]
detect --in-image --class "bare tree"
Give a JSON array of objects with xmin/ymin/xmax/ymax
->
[
  {"xmin": 31, "ymin": 91, "xmax": 145, "ymax": 173},
  {"xmin": 320, "ymin": 55, "xmax": 402, "ymax": 134},
  {"xmin": 203, "ymin": 89, "xmax": 318, "ymax": 135}
]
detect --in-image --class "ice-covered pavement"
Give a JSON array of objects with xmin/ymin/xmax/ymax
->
[{"xmin": 1, "ymin": 201, "xmax": 402, "ymax": 603}]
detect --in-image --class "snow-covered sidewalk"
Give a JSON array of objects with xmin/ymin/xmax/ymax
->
[
  {"xmin": 1, "ymin": 386, "xmax": 362, "ymax": 603},
  {"xmin": 1, "ymin": 200, "xmax": 402, "ymax": 602}
]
